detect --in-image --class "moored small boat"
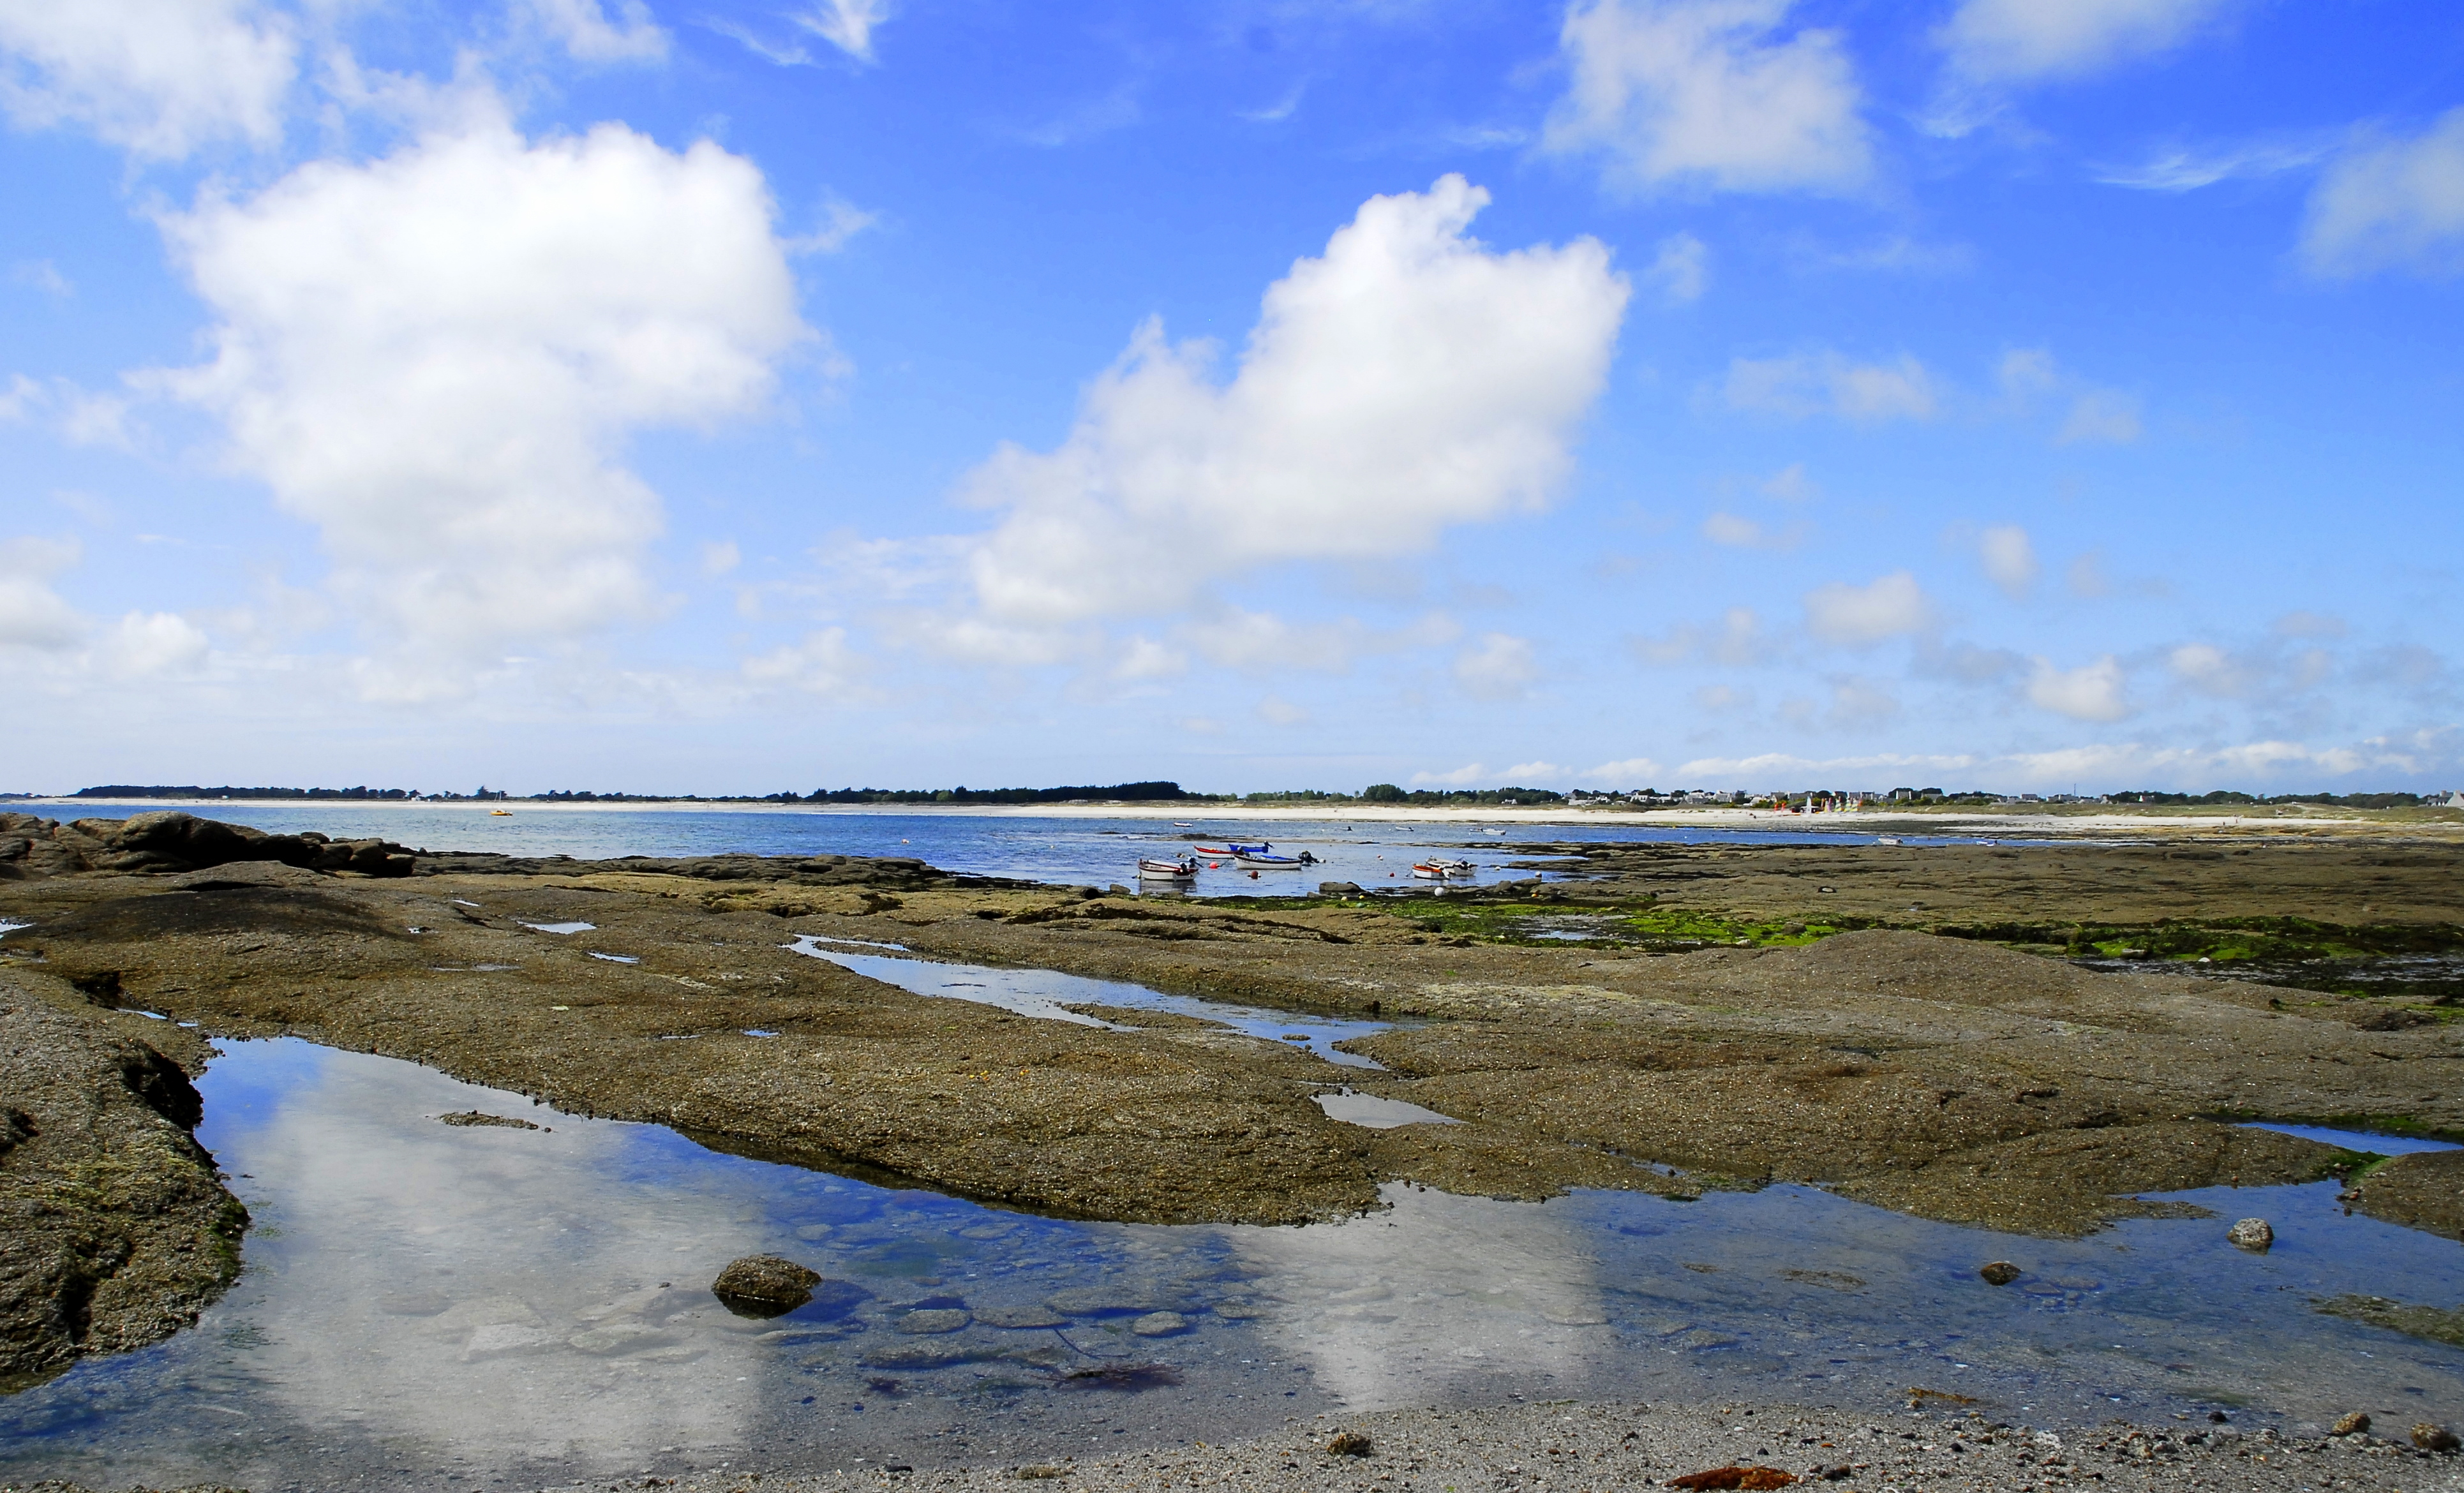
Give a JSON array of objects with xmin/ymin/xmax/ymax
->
[
  {"xmin": 1137, "ymin": 857, "xmax": 1199, "ymax": 879},
  {"xmin": 1233, "ymin": 849, "xmax": 1317, "ymax": 867}
]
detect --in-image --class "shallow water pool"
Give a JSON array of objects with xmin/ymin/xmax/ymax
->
[
  {"xmin": 6, "ymin": 1023, "xmax": 2463, "ymax": 1488},
  {"xmin": 789, "ymin": 939, "xmax": 1396, "ymax": 1069}
]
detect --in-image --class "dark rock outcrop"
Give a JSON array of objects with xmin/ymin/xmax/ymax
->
[
  {"xmin": 0, "ymin": 972, "xmax": 248, "ymax": 1387},
  {"xmin": 0, "ymin": 810, "xmax": 414, "ymax": 881}
]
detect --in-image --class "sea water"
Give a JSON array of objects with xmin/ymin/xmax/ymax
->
[{"xmin": 21, "ymin": 799, "xmax": 1999, "ymax": 900}]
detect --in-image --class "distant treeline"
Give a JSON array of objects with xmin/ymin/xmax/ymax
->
[
  {"xmin": 1268, "ymin": 784, "xmax": 1569, "ymax": 806},
  {"xmin": 802, "ymin": 781, "xmax": 1208, "ymax": 804},
  {"xmin": 2110, "ymin": 789, "xmax": 2441, "ymax": 808},
  {"xmin": 73, "ymin": 784, "xmax": 425, "ymax": 801},
  {"xmin": 70, "ymin": 781, "xmax": 1214, "ymax": 805}
]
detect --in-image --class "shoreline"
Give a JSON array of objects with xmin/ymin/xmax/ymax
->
[
  {"xmin": 551, "ymin": 1394, "xmax": 2438, "ymax": 1492},
  {"xmin": 10, "ymin": 796, "xmax": 2420, "ymax": 836}
]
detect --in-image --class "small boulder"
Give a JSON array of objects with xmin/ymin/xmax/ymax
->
[
  {"xmin": 2415, "ymin": 1422, "xmax": 2461, "ymax": 1453},
  {"xmin": 1128, "ymin": 1310, "xmax": 1189, "ymax": 1337},
  {"xmin": 712, "ymin": 1254, "xmax": 821, "ymax": 1317},
  {"xmin": 1325, "ymin": 1430, "xmax": 1373, "ymax": 1457},
  {"xmin": 1978, "ymin": 1261, "xmax": 2022, "ymax": 1286},
  {"xmin": 1318, "ymin": 882, "xmax": 1364, "ymax": 896},
  {"xmin": 2226, "ymin": 1217, "xmax": 2274, "ymax": 1252},
  {"xmin": 2331, "ymin": 1411, "xmax": 2370, "ymax": 1437}
]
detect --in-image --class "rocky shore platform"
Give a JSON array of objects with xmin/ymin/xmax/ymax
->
[{"xmin": 2, "ymin": 810, "xmax": 2461, "ymax": 1449}]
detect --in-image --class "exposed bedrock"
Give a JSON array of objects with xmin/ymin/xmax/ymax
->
[{"xmin": 0, "ymin": 970, "xmax": 246, "ymax": 1388}]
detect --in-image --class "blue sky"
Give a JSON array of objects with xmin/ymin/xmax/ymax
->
[{"xmin": 2, "ymin": 0, "xmax": 2460, "ymax": 796}]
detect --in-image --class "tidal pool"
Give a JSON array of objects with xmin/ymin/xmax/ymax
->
[
  {"xmin": 789, "ymin": 939, "xmax": 1396, "ymax": 1069},
  {"xmin": 6, "ymin": 1023, "xmax": 2463, "ymax": 1489}
]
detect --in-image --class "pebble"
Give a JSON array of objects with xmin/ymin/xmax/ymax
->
[
  {"xmin": 1129, "ymin": 1310, "xmax": 1190, "ymax": 1337},
  {"xmin": 2331, "ymin": 1411, "xmax": 2370, "ymax": 1437},
  {"xmin": 2226, "ymin": 1217, "xmax": 2274, "ymax": 1252},
  {"xmin": 2415, "ymin": 1422, "xmax": 2461, "ymax": 1453},
  {"xmin": 1978, "ymin": 1261, "xmax": 2022, "ymax": 1286}
]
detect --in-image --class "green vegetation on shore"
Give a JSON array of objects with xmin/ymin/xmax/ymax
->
[{"xmin": 1283, "ymin": 895, "xmax": 2463, "ymax": 960}]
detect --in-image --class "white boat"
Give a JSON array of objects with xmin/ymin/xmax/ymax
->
[
  {"xmin": 1138, "ymin": 857, "xmax": 1198, "ymax": 879},
  {"xmin": 1233, "ymin": 849, "xmax": 1317, "ymax": 868}
]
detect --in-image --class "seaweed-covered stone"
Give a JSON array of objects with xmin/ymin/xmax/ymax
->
[
  {"xmin": 711, "ymin": 1254, "xmax": 821, "ymax": 1316},
  {"xmin": 2330, "ymin": 1411, "xmax": 2370, "ymax": 1436}
]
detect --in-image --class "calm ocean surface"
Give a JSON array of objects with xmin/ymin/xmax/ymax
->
[{"xmin": 29, "ymin": 801, "xmax": 1917, "ymax": 897}]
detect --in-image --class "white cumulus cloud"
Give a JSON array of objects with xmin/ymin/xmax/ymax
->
[
  {"xmin": 1546, "ymin": 0, "xmax": 1871, "ymax": 196},
  {"xmin": 2301, "ymin": 108, "xmax": 2464, "ymax": 279},
  {"xmin": 1646, "ymin": 231, "xmax": 1708, "ymax": 302},
  {"xmin": 743, "ymin": 627, "xmax": 867, "ymax": 696},
  {"xmin": 1999, "ymin": 347, "xmax": 2141, "ymax": 443},
  {"xmin": 2026, "ymin": 654, "xmax": 2129, "ymax": 720},
  {"xmin": 154, "ymin": 115, "xmax": 810, "ymax": 699},
  {"xmin": 96, "ymin": 609, "xmax": 209, "ymax": 677},
  {"xmin": 1803, "ymin": 570, "xmax": 1931, "ymax": 645},
  {"xmin": 521, "ymin": 0, "xmax": 669, "ymax": 62},
  {"xmin": 954, "ymin": 174, "xmax": 1628, "ymax": 630},
  {"xmin": 0, "ymin": 535, "xmax": 86, "ymax": 650},
  {"xmin": 1724, "ymin": 350, "xmax": 1934, "ymax": 421},
  {"xmin": 0, "ymin": 0, "xmax": 295, "ymax": 160},
  {"xmin": 1938, "ymin": 0, "xmax": 2235, "ymax": 85},
  {"xmin": 1631, "ymin": 605, "xmax": 1760, "ymax": 666},
  {"xmin": 1454, "ymin": 631, "xmax": 1538, "ymax": 700},
  {"xmin": 1977, "ymin": 524, "xmax": 2036, "ymax": 598}
]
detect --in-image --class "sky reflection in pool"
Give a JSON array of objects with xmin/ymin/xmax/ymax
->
[
  {"xmin": 2237, "ymin": 1122, "xmax": 2461, "ymax": 1155},
  {"xmin": 790, "ymin": 940, "xmax": 1393, "ymax": 1069},
  {"xmin": 5, "ymin": 1037, "xmax": 2463, "ymax": 1491}
]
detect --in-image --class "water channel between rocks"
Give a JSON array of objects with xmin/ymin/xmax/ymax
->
[{"xmin": 4, "ymin": 959, "xmax": 2463, "ymax": 1492}]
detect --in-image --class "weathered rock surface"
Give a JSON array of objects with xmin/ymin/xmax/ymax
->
[
  {"xmin": 2348, "ymin": 1148, "xmax": 2464, "ymax": 1236},
  {"xmin": 2227, "ymin": 1217, "xmax": 2275, "ymax": 1251},
  {"xmin": 4, "ymin": 813, "xmax": 2459, "ymax": 1245},
  {"xmin": 0, "ymin": 810, "xmax": 414, "ymax": 880},
  {"xmin": 0, "ymin": 969, "xmax": 246, "ymax": 1388},
  {"xmin": 710, "ymin": 1254, "xmax": 821, "ymax": 1314}
]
